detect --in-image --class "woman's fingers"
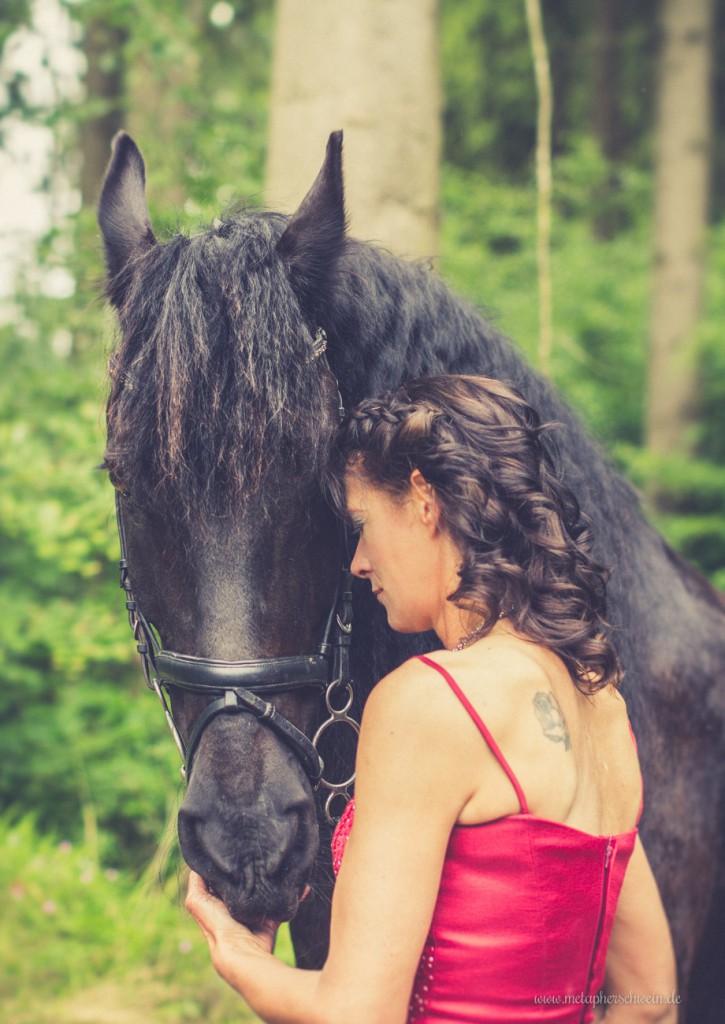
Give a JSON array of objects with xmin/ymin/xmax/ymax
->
[
  {"xmin": 185, "ymin": 871, "xmax": 234, "ymax": 939},
  {"xmin": 185, "ymin": 870, "xmax": 212, "ymax": 915},
  {"xmin": 186, "ymin": 871, "xmax": 279, "ymax": 956},
  {"xmin": 252, "ymin": 916, "xmax": 280, "ymax": 953}
]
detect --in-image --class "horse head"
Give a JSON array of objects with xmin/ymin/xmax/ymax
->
[{"xmin": 98, "ymin": 132, "xmax": 348, "ymax": 926}]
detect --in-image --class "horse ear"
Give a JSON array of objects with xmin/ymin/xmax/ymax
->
[
  {"xmin": 98, "ymin": 132, "xmax": 157, "ymax": 295},
  {"xmin": 276, "ymin": 131, "xmax": 347, "ymax": 304}
]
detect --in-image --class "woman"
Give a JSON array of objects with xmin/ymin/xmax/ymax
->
[{"xmin": 186, "ymin": 375, "xmax": 677, "ymax": 1024}]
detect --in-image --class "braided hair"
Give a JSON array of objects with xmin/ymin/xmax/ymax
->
[{"xmin": 325, "ymin": 374, "xmax": 620, "ymax": 694}]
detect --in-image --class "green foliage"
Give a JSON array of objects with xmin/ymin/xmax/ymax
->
[
  {"xmin": 438, "ymin": 165, "xmax": 537, "ymax": 337},
  {"xmin": 440, "ymin": 0, "xmax": 659, "ymax": 185},
  {"xmin": 440, "ymin": 155, "xmax": 652, "ymax": 446},
  {"xmin": 441, "ymin": 1, "xmax": 534, "ymax": 178},
  {"xmin": 100, "ymin": 0, "xmax": 273, "ymax": 228},
  {"xmin": 440, "ymin": 156, "xmax": 724, "ymax": 581},
  {"xmin": 0, "ymin": 1, "xmax": 30, "ymax": 51},
  {"xmin": 613, "ymin": 445, "xmax": 725, "ymax": 590},
  {"xmin": 606, "ymin": 216, "xmax": 725, "ymax": 583},
  {"xmin": 0, "ymin": 814, "xmax": 295, "ymax": 1021},
  {"xmin": 0, "ymin": 298, "xmax": 179, "ymax": 866},
  {"xmin": 554, "ymin": 135, "xmax": 653, "ymax": 233},
  {"xmin": 699, "ymin": 218, "xmax": 725, "ymax": 462}
]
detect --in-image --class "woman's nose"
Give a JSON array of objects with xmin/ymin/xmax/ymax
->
[{"xmin": 350, "ymin": 536, "xmax": 371, "ymax": 578}]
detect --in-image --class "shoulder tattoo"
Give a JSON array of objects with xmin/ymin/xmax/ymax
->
[{"xmin": 532, "ymin": 691, "xmax": 571, "ymax": 751}]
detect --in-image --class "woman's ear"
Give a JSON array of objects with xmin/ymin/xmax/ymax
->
[{"xmin": 409, "ymin": 469, "xmax": 440, "ymax": 531}]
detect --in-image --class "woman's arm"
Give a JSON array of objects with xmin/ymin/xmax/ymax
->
[
  {"xmin": 599, "ymin": 836, "xmax": 679, "ymax": 1023},
  {"xmin": 186, "ymin": 659, "xmax": 477, "ymax": 1024}
]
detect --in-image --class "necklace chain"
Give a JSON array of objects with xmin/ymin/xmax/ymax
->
[
  {"xmin": 451, "ymin": 609, "xmax": 508, "ymax": 651},
  {"xmin": 451, "ymin": 620, "xmax": 489, "ymax": 652}
]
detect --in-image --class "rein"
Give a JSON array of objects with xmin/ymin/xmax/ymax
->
[{"xmin": 114, "ymin": 331, "xmax": 359, "ymax": 823}]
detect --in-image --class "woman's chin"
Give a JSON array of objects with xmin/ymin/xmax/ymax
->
[
  {"xmin": 384, "ymin": 613, "xmax": 420, "ymax": 634},
  {"xmin": 378, "ymin": 598, "xmax": 429, "ymax": 634}
]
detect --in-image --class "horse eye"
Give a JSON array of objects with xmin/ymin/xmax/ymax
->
[{"xmin": 100, "ymin": 459, "xmax": 128, "ymax": 494}]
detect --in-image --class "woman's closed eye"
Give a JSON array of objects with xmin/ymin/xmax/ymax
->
[{"xmin": 348, "ymin": 516, "xmax": 365, "ymax": 536}]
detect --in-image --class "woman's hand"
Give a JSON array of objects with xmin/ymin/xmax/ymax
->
[
  {"xmin": 186, "ymin": 873, "xmax": 329, "ymax": 1023},
  {"xmin": 185, "ymin": 871, "xmax": 278, "ymax": 988}
]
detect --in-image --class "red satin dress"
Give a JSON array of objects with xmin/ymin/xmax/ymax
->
[{"xmin": 331, "ymin": 655, "xmax": 641, "ymax": 1024}]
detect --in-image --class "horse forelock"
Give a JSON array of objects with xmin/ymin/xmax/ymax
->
[{"xmin": 105, "ymin": 211, "xmax": 333, "ymax": 520}]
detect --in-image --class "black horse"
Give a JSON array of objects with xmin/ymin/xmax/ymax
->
[{"xmin": 98, "ymin": 132, "xmax": 725, "ymax": 1021}]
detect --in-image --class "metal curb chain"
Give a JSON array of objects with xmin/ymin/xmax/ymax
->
[{"xmin": 312, "ymin": 571, "xmax": 360, "ymax": 824}]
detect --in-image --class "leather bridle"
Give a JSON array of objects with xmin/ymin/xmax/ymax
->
[{"xmin": 113, "ymin": 332, "xmax": 359, "ymax": 823}]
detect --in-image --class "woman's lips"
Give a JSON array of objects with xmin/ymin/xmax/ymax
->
[{"xmin": 373, "ymin": 587, "xmax": 383, "ymax": 600}]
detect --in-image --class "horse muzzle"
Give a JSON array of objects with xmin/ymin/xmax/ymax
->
[{"xmin": 177, "ymin": 724, "xmax": 320, "ymax": 925}]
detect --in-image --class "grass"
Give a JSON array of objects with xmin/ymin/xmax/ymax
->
[{"xmin": 0, "ymin": 815, "xmax": 296, "ymax": 1024}]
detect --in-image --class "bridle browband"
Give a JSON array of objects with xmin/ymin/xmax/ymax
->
[{"xmin": 113, "ymin": 330, "xmax": 359, "ymax": 823}]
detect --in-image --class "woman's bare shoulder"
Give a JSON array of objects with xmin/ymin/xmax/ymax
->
[
  {"xmin": 359, "ymin": 649, "xmax": 523, "ymax": 757},
  {"xmin": 356, "ymin": 655, "xmax": 484, "ymax": 823},
  {"xmin": 362, "ymin": 652, "xmax": 458, "ymax": 720}
]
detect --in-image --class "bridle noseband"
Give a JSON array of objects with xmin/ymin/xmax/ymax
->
[{"xmin": 114, "ymin": 331, "xmax": 359, "ymax": 823}]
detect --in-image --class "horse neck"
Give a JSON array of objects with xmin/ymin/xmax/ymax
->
[{"xmin": 328, "ymin": 240, "xmax": 637, "ymax": 519}]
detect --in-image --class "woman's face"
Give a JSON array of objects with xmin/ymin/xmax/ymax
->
[{"xmin": 344, "ymin": 470, "xmax": 446, "ymax": 634}]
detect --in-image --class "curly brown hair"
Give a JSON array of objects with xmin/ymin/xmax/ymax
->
[{"xmin": 326, "ymin": 374, "xmax": 620, "ymax": 693}]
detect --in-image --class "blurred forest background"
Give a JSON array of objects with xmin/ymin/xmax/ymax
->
[{"xmin": 1, "ymin": 0, "xmax": 724, "ymax": 1021}]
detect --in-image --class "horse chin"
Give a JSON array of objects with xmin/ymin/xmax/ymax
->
[{"xmin": 214, "ymin": 875, "xmax": 306, "ymax": 927}]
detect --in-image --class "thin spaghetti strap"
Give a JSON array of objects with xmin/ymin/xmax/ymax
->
[{"xmin": 417, "ymin": 655, "xmax": 529, "ymax": 814}]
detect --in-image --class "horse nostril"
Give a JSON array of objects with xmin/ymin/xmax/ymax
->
[
  {"xmin": 264, "ymin": 817, "xmax": 298, "ymax": 876},
  {"xmin": 177, "ymin": 807, "xmax": 208, "ymax": 866},
  {"xmin": 266, "ymin": 809, "xmax": 309, "ymax": 879},
  {"xmin": 265, "ymin": 847, "xmax": 285, "ymax": 877},
  {"xmin": 177, "ymin": 806, "xmax": 204, "ymax": 845},
  {"xmin": 179, "ymin": 807, "xmax": 242, "ymax": 881}
]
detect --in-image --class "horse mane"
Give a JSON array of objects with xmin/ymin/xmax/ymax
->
[{"xmin": 105, "ymin": 211, "xmax": 332, "ymax": 520}]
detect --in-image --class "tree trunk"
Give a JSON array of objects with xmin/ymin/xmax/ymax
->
[
  {"xmin": 646, "ymin": 0, "xmax": 713, "ymax": 461},
  {"xmin": 266, "ymin": 0, "xmax": 441, "ymax": 260},
  {"xmin": 80, "ymin": 19, "xmax": 127, "ymax": 208},
  {"xmin": 591, "ymin": 0, "xmax": 623, "ymax": 162},
  {"xmin": 524, "ymin": 0, "xmax": 554, "ymax": 378}
]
